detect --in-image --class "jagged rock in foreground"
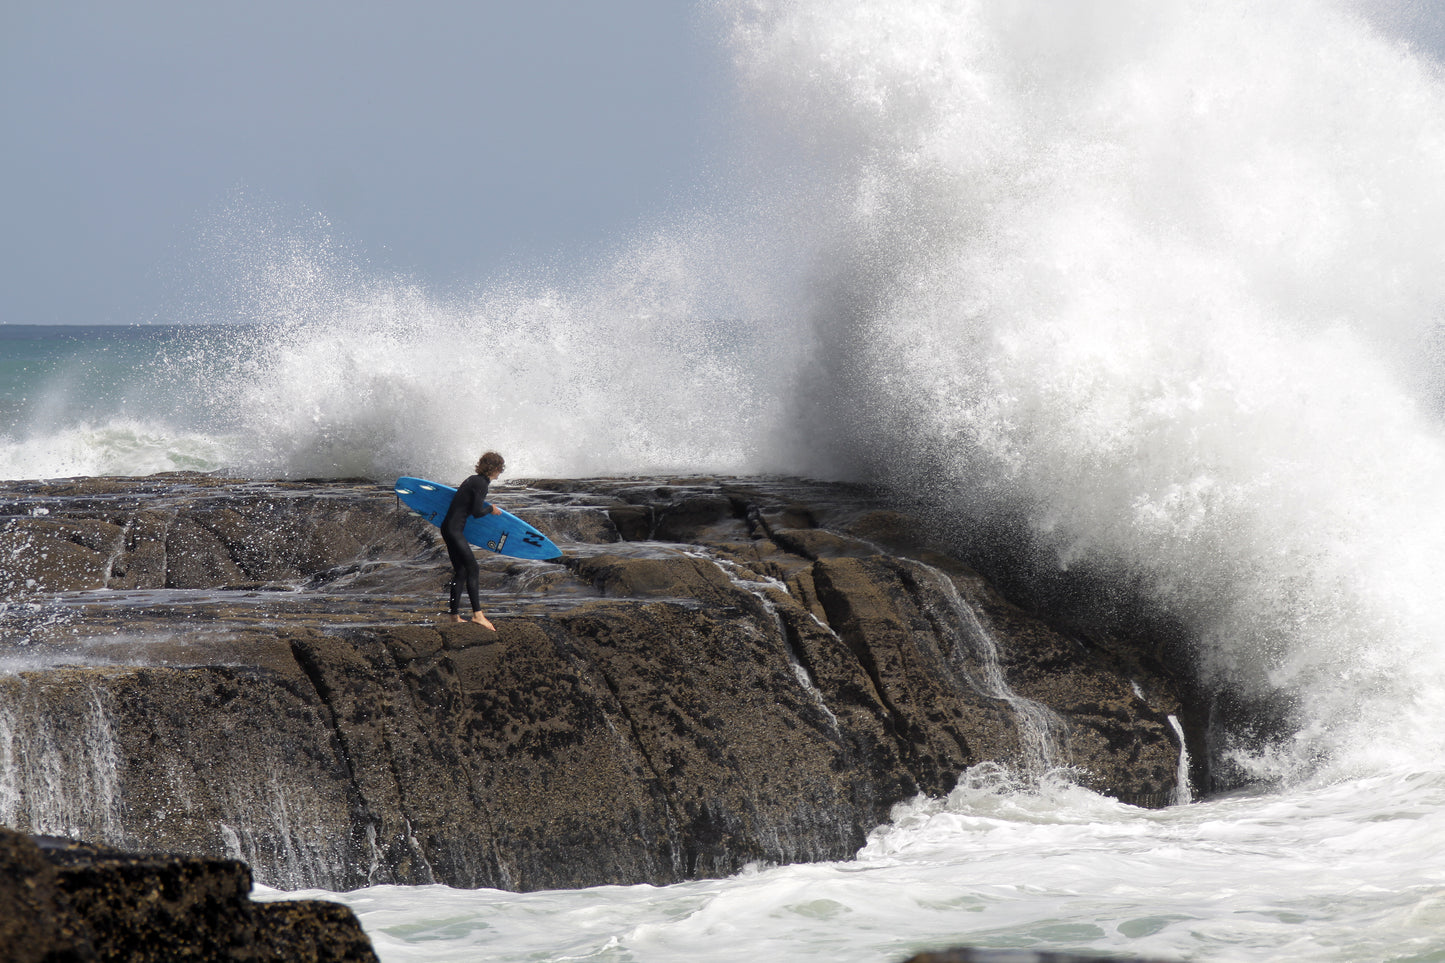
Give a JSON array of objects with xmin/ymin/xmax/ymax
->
[
  {"xmin": 0, "ymin": 474, "xmax": 1196, "ymax": 892},
  {"xmin": 0, "ymin": 827, "xmax": 376, "ymax": 962}
]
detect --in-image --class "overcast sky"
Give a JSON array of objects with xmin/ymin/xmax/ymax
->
[
  {"xmin": 0, "ymin": 1, "xmax": 725, "ymax": 325},
  {"xmin": 3, "ymin": 2, "xmax": 1443, "ymax": 327}
]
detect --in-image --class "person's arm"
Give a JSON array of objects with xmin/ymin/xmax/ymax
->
[{"xmin": 475, "ymin": 479, "xmax": 502, "ymax": 517}]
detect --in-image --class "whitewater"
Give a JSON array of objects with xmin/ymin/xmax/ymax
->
[{"xmin": 7, "ymin": 0, "xmax": 1445, "ymax": 959}]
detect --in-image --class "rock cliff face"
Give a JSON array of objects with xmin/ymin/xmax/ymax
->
[{"xmin": 0, "ymin": 474, "xmax": 1195, "ymax": 892}]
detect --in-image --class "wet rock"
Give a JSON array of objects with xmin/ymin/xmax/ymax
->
[
  {"xmin": 0, "ymin": 829, "xmax": 376, "ymax": 962},
  {"xmin": 809, "ymin": 555, "xmax": 1021, "ymax": 788},
  {"xmin": 900, "ymin": 950, "xmax": 1179, "ymax": 963},
  {"xmin": 565, "ymin": 552, "xmax": 741, "ymax": 602},
  {"xmin": 0, "ymin": 828, "xmax": 96, "ymax": 962},
  {"xmin": 0, "ymin": 474, "xmax": 1196, "ymax": 892},
  {"xmin": 251, "ymin": 899, "xmax": 380, "ymax": 963},
  {"xmin": 0, "ymin": 518, "xmax": 116, "ymax": 593}
]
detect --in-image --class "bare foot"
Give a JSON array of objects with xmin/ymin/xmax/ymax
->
[
  {"xmin": 451, "ymin": 614, "xmax": 466, "ymax": 623},
  {"xmin": 470, "ymin": 612, "xmax": 496, "ymax": 631}
]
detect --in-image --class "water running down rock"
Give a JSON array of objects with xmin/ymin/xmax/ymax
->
[{"xmin": 0, "ymin": 473, "xmax": 1192, "ymax": 892}]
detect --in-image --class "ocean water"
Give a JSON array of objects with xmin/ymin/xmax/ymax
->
[
  {"xmin": 8, "ymin": 0, "xmax": 1445, "ymax": 959},
  {"xmin": 260, "ymin": 767, "xmax": 1445, "ymax": 962},
  {"xmin": 0, "ymin": 324, "xmax": 244, "ymax": 478}
]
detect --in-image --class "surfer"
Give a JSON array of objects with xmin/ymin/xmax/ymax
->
[{"xmin": 442, "ymin": 450, "xmax": 505, "ymax": 629}]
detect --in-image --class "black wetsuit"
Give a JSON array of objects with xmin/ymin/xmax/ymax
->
[{"xmin": 441, "ymin": 473, "xmax": 493, "ymax": 615}]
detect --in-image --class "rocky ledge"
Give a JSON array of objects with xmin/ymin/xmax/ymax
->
[
  {"xmin": 0, "ymin": 826, "xmax": 375, "ymax": 962},
  {"xmin": 0, "ymin": 474, "xmax": 1198, "ymax": 893}
]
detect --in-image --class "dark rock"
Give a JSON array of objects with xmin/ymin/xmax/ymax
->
[
  {"xmin": 900, "ymin": 950, "xmax": 1179, "ymax": 963},
  {"xmin": 43, "ymin": 838, "xmax": 264, "ymax": 962},
  {"xmin": 0, "ymin": 518, "xmax": 115, "ymax": 593},
  {"xmin": 0, "ymin": 829, "xmax": 377, "ymax": 962},
  {"xmin": 565, "ymin": 552, "xmax": 741, "ymax": 602},
  {"xmin": 0, "ymin": 474, "xmax": 1198, "ymax": 893},
  {"xmin": 0, "ymin": 829, "xmax": 97, "ymax": 962},
  {"xmin": 252, "ymin": 900, "xmax": 379, "ymax": 963}
]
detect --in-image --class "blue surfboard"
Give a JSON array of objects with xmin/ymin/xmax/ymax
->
[{"xmin": 394, "ymin": 476, "xmax": 562, "ymax": 560}]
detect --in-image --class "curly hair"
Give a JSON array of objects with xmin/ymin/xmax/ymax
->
[{"xmin": 475, "ymin": 451, "xmax": 506, "ymax": 477}]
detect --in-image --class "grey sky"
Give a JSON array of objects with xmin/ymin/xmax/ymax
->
[
  {"xmin": 1, "ymin": 1, "xmax": 723, "ymax": 324},
  {"xmin": 3, "ymin": 2, "xmax": 1443, "ymax": 327}
]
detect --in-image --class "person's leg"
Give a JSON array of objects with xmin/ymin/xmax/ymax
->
[
  {"xmin": 463, "ymin": 558, "xmax": 493, "ymax": 629},
  {"xmin": 442, "ymin": 532, "xmax": 472, "ymax": 619},
  {"xmin": 443, "ymin": 530, "xmax": 494, "ymax": 629},
  {"xmin": 449, "ymin": 570, "xmax": 463, "ymax": 616}
]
